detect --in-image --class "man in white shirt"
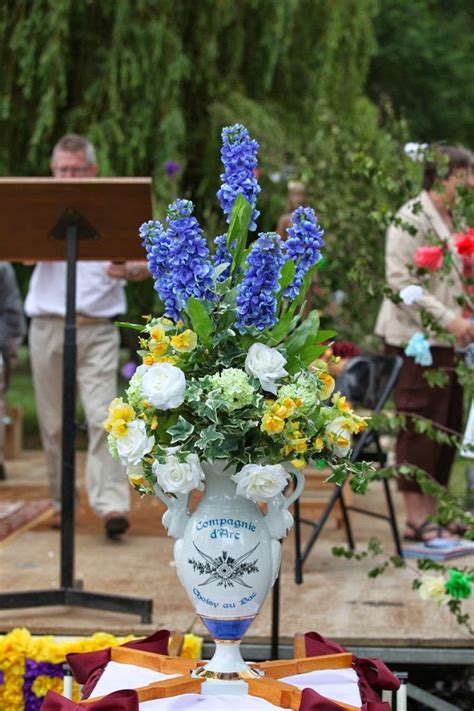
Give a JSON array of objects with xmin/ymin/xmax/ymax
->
[{"xmin": 25, "ymin": 134, "xmax": 149, "ymax": 537}]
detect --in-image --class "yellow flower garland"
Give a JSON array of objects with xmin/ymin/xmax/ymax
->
[{"xmin": 0, "ymin": 627, "xmax": 202, "ymax": 710}]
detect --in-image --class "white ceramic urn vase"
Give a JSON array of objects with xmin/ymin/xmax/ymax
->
[{"xmin": 154, "ymin": 460, "xmax": 304, "ymax": 680}]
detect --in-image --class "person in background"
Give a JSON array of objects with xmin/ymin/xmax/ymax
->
[
  {"xmin": 25, "ymin": 134, "xmax": 149, "ymax": 537},
  {"xmin": 0, "ymin": 263, "xmax": 26, "ymax": 480},
  {"xmin": 276, "ymin": 181, "xmax": 308, "ymax": 238},
  {"xmin": 375, "ymin": 145, "xmax": 474, "ymax": 544}
]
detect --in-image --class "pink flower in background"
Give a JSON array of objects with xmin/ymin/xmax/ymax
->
[
  {"xmin": 414, "ymin": 246, "xmax": 444, "ymax": 271},
  {"xmin": 454, "ymin": 228, "xmax": 474, "ymax": 258}
]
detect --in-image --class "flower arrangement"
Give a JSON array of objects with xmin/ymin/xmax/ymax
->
[
  {"xmin": 0, "ymin": 628, "xmax": 202, "ymax": 711},
  {"xmin": 104, "ymin": 123, "xmax": 368, "ymax": 506}
]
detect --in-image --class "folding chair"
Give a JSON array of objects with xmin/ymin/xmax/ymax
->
[{"xmin": 294, "ymin": 353, "xmax": 404, "ymax": 584}]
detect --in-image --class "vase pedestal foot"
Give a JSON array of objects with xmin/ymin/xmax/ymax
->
[{"xmin": 194, "ymin": 634, "xmax": 262, "ymax": 681}]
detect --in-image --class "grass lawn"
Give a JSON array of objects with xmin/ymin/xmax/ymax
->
[{"xmin": 5, "ymin": 347, "xmax": 472, "ymax": 506}]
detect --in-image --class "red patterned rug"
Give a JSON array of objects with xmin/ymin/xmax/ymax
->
[{"xmin": 0, "ymin": 499, "xmax": 53, "ymax": 544}]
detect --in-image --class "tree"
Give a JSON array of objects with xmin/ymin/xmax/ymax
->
[{"xmin": 368, "ymin": 0, "xmax": 474, "ymax": 146}]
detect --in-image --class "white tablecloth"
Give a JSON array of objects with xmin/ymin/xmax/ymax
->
[{"xmin": 92, "ymin": 661, "xmax": 361, "ymax": 709}]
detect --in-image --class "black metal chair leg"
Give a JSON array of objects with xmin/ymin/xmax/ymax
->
[
  {"xmin": 383, "ymin": 478, "xmax": 403, "ymax": 556},
  {"xmin": 339, "ymin": 487, "xmax": 355, "ymax": 550},
  {"xmin": 271, "ymin": 574, "xmax": 280, "ymax": 659},
  {"xmin": 300, "ymin": 486, "xmax": 341, "ymax": 567},
  {"xmin": 294, "ymin": 497, "xmax": 303, "ymax": 584}
]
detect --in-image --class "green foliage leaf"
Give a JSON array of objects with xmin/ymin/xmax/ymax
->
[
  {"xmin": 423, "ymin": 369, "xmax": 449, "ymax": 388},
  {"xmin": 285, "ymin": 309, "xmax": 320, "ymax": 358},
  {"xmin": 186, "ymin": 297, "xmax": 213, "ymax": 348},
  {"xmin": 315, "ymin": 329, "xmax": 337, "ymax": 343},
  {"xmin": 227, "ymin": 194, "xmax": 252, "ymax": 276},
  {"xmin": 167, "ymin": 416, "xmax": 194, "ymax": 443},
  {"xmin": 278, "ymin": 259, "xmax": 296, "ymax": 292},
  {"xmin": 114, "ymin": 321, "xmax": 145, "ymax": 332},
  {"xmin": 267, "ymin": 311, "xmax": 299, "ymax": 346}
]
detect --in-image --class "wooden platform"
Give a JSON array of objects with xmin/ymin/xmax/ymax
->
[{"xmin": 0, "ymin": 451, "xmax": 473, "ymax": 656}]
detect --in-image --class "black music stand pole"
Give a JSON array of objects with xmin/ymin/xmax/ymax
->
[{"xmin": 0, "ymin": 207, "xmax": 152, "ymax": 622}]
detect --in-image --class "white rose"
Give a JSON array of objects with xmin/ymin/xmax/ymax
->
[
  {"xmin": 245, "ymin": 343, "xmax": 288, "ymax": 394},
  {"xmin": 232, "ymin": 463, "xmax": 289, "ymax": 502},
  {"xmin": 418, "ymin": 575, "xmax": 449, "ymax": 605},
  {"xmin": 153, "ymin": 453, "xmax": 205, "ymax": 495},
  {"xmin": 326, "ymin": 416, "xmax": 352, "ymax": 457},
  {"xmin": 116, "ymin": 419, "xmax": 154, "ymax": 465},
  {"xmin": 141, "ymin": 362, "xmax": 186, "ymax": 409},
  {"xmin": 399, "ymin": 284, "xmax": 423, "ymax": 305}
]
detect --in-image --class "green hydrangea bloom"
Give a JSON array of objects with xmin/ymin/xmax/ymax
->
[
  {"xmin": 126, "ymin": 365, "xmax": 147, "ymax": 410},
  {"xmin": 278, "ymin": 372, "xmax": 320, "ymax": 413},
  {"xmin": 107, "ymin": 432, "xmax": 119, "ymax": 459},
  {"xmin": 208, "ymin": 368, "xmax": 255, "ymax": 411}
]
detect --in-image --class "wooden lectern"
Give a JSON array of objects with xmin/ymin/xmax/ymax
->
[{"xmin": 0, "ymin": 178, "xmax": 154, "ymax": 622}]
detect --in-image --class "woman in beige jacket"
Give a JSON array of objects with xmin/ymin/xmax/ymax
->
[{"xmin": 375, "ymin": 145, "xmax": 474, "ymax": 543}]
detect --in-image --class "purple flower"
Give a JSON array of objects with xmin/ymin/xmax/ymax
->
[
  {"xmin": 23, "ymin": 659, "xmax": 63, "ymax": 710},
  {"xmin": 235, "ymin": 232, "xmax": 284, "ymax": 333},
  {"xmin": 139, "ymin": 220, "xmax": 180, "ymax": 320},
  {"xmin": 283, "ymin": 207, "xmax": 325, "ymax": 298},
  {"xmin": 212, "ymin": 234, "xmax": 234, "ymax": 281},
  {"xmin": 121, "ymin": 361, "xmax": 138, "ymax": 381},
  {"xmin": 163, "ymin": 160, "xmax": 181, "ymax": 177},
  {"xmin": 166, "ymin": 199, "xmax": 215, "ymax": 310},
  {"xmin": 217, "ymin": 124, "xmax": 261, "ymax": 231}
]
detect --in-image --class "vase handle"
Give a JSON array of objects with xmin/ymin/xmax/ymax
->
[
  {"xmin": 264, "ymin": 467, "xmax": 305, "ymax": 540},
  {"xmin": 154, "ymin": 484, "xmax": 189, "ymax": 539},
  {"xmin": 284, "ymin": 467, "xmax": 305, "ymax": 508}
]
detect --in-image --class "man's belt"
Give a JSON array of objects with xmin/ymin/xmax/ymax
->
[{"xmin": 33, "ymin": 314, "xmax": 114, "ymax": 326}]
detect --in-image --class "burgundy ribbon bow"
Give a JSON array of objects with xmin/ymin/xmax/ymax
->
[
  {"xmin": 40, "ymin": 689, "xmax": 138, "ymax": 710},
  {"xmin": 304, "ymin": 632, "xmax": 399, "ymax": 704},
  {"xmin": 299, "ymin": 688, "xmax": 346, "ymax": 710},
  {"xmin": 66, "ymin": 629, "xmax": 169, "ymax": 699}
]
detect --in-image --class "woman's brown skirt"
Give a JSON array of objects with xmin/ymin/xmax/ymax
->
[{"xmin": 384, "ymin": 344, "xmax": 463, "ymax": 493}]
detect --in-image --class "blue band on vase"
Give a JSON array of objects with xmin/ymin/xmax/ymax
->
[{"xmin": 200, "ymin": 616, "xmax": 255, "ymax": 640}]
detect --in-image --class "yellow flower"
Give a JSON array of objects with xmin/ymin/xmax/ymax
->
[
  {"xmin": 318, "ymin": 370, "xmax": 335, "ymax": 400},
  {"xmin": 157, "ymin": 355, "xmax": 178, "ymax": 364},
  {"xmin": 128, "ymin": 472, "xmax": 145, "ymax": 487},
  {"xmin": 107, "ymin": 397, "xmax": 135, "ymax": 419},
  {"xmin": 110, "ymin": 419, "xmax": 129, "ymax": 438},
  {"xmin": 176, "ymin": 320, "xmax": 185, "ymax": 329},
  {"xmin": 261, "ymin": 412, "xmax": 285, "ymax": 434},
  {"xmin": 103, "ymin": 399, "xmax": 135, "ymax": 432},
  {"xmin": 313, "ymin": 436, "xmax": 324, "ymax": 452},
  {"xmin": 294, "ymin": 439, "xmax": 308, "ymax": 453},
  {"xmin": 149, "ymin": 339, "xmax": 169, "ymax": 356},
  {"xmin": 180, "ymin": 633, "xmax": 203, "ymax": 660},
  {"xmin": 332, "ymin": 392, "xmax": 351, "ymax": 413},
  {"xmin": 150, "ymin": 325, "xmax": 168, "ymax": 342},
  {"xmin": 290, "ymin": 458, "xmax": 305, "ymax": 469},
  {"xmin": 32, "ymin": 675, "xmax": 63, "ymax": 698},
  {"xmin": 334, "ymin": 433, "xmax": 350, "ymax": 449},
  {"xmin": 171, "ymin": 330, "xmax": 198, "ymax": 352},
  {"xmin": 143, "ymin": 353, "xmax": 154, "ymax": 365}
]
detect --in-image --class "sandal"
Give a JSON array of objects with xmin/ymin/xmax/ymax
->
[{"xmin": 404, "ymin": 520, "xmax": 459, "ymax": 549}]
